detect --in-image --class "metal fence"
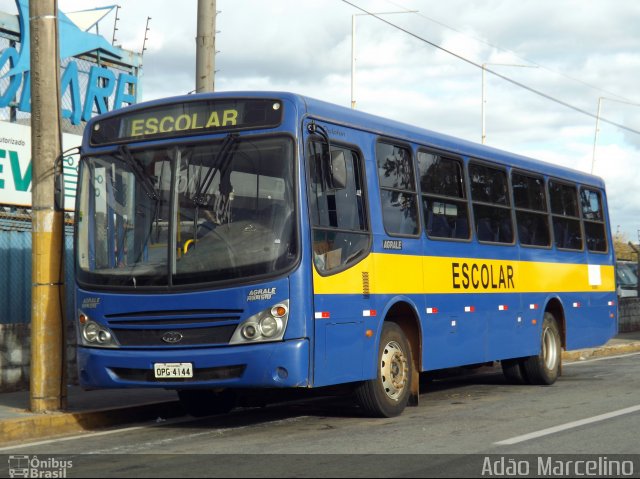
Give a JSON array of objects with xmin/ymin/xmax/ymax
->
[{"xmin": 0, "ymin": 212, "xmax": 74, "ymax": 325}]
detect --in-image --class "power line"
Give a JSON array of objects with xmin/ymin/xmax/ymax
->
[
  {"xmin": 383, "ymin": 0, "xmax": 636, "ymax": 104},
  {"xmin": 340, "ymin": 0, "xmax": 640, "ymax": 137}
]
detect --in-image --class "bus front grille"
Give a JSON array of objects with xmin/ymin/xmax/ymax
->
[
  {"xmin": 105, "ymin": 309, "xmax": 244, "ymax": 327},
  {"xmin": 112, "ymin": 325, "xmax": 237, "ymax": 347}
]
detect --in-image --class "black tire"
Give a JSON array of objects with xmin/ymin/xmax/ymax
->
[
  {"xmin": 522, "ymin": 312, "xmax": 562, "ymax": 385},
  {"xmin": 501, "ymin": 358, "xmax": 528, "ymax": 384},
  {"xmin": 177, "ymin": 389, "xmax": 236, "ymax": 417},
  {"xmin": 355, "ymin": 322, "xmax": 413, "ymax": 418}
]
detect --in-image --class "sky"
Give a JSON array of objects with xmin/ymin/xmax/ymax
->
[{"xmin": 2, "ymin": 0, "xmax": 639, "ymax": 240}]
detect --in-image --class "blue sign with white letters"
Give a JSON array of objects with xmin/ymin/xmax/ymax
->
[{"xmin": 0, "ymin": 0, "xmax": 139, "ymax": 125}]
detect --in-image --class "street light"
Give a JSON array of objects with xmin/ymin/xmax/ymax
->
[
  {"xmin": 351, "ymin": 10, "xmax": 417, "ymax": 109},
  {"xmin": 481, "ymin": 63, "xmax": 538, "ymax": 144},
  {"xmin": 591, "ymin": 96, "xmax": 640, "ymax": 174}
]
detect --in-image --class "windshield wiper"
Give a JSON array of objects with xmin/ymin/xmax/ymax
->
[
  {"xmin": 115, "ymin": 145, "xmax": 159, "ymax": 201},
  {"xmin": 190, "ymin": 133, "xmax": 240, "ymax": 242},
  {"xmin": 192, "ymin": 133, "xmax": 239, "ymax": 206}
]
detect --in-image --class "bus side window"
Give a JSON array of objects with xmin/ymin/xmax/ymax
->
[
  {"xmin": 307, "ymin": 142, "xmax": 370, "ymax": 274},
  {"xmin": 512, "ymin": 171, "xmax": 551, "ymax": 248},
  {"xmin": 469, "ymin": 162, "xmax": 514, "ymax": 244},
  {"xmin": 417, "ymin": 151, "xmax": 470, "ymax": 241},
  {"xmin": 549, "ymin": 180, "xmax": 583, "ymax": 251},
  {"xmin": 376, "ymin": 142, "xmax": 419, "ymax": 237}
]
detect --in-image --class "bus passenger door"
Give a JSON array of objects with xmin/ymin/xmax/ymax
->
[{"xmin": 305, "ymin": 131, "xmax": 372, "ymax": 387}]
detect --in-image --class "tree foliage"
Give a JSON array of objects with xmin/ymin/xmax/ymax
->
[{"xmin": 613, "ymin": 232, "xmax": 638, "ymax": 262}]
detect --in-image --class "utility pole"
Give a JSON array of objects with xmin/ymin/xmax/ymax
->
[
  {"xmin": 195, "ymin": 0, "xmax": 216, "ymax": 93},
  {"xmin": 30, "ymin": 0, "xmax": 66, "ymax": 412}
]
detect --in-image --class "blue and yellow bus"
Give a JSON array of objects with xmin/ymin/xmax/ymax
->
[{"xmin": 74, "ymin": 92, "xmax": 617, "ymax": 417}]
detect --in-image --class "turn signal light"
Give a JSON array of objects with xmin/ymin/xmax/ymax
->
[{"xmin": 271, "ymin": 305, "xmax": 288, "ymax": 318}]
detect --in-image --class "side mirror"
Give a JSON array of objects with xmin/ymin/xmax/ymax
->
[
  {"xmin": 54, "ymin": 167, "xmax": 64, "ymax": 211},
  {"xmin": 328, "ymin": 150, "xmax": 347, "ymax": 190},
  {"xmin": 55, "ymin": 148, "xmax": 81, "ymax": 211}
]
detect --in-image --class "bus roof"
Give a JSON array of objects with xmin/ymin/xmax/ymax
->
[
  {"xmin": 296, "ymin": 93, "xmax": 605, "ymax": 190},
  {"xmin": 87, "ymin": 90, "xmax": 605, "ymax": 189}
]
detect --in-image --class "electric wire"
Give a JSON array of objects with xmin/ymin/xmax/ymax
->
[
  {"xmin": 383, "ymin": 0, "xmax": 636, "ymax": 104},
  {"xmin": 341, "ymin": 0, "xmax": 640, "ymax": 137}
]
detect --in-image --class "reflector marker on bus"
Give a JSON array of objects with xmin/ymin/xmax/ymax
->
[
  {"xmin": 314, "ymin": 312, "xmax": 330, "ymax": 319},
  {"xmin": 573, "ymin": 302, "xmax": 581, "ymax": 308},
  {"xmin": 465, "ymin": 306, "xmax": 475, "ymax": 313},
  {"xmin": 426, "ymin": 307, "xmax": 439, "ymax": 314},
  {"xmin": 529, "ymin": 304, "xmax": 539, "ymax": 310},
  {"xmin": 362, "ymin": 310, "xmax": 377, "ymax": 317},
  {"xmin": 498, "ymin": 305, "xmax": 509, "ymax": 311},
  {"xmin": 608, "ymin": 301, "xmax": 615, "ymax": 306}
]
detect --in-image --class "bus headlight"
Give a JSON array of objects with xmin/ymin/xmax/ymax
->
[
  {"xmin": 230, "ymin": 300, "xmax": 289, "ymax": 344},
  {"xmin": 78, "ymin": 311, "xmax": 118, "ymax": 348},
  {"xmin": 259, "ymin": 316, "xmax": 279, "ymax": 338},
  {"xmin": 241, "ymin": 324, "xmax": 259, "ymax": 340}
]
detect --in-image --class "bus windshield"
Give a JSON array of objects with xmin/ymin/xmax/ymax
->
[{"xmin": 76, "ymin": 135, "xmax": 296, "ymax": 288}]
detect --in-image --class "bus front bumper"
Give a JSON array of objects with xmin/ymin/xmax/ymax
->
[{"xmin": 77, "ymin": 339, "xmax": 310, "ymax": 389}]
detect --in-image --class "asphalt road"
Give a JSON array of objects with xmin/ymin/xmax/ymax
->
[{"xmin": 2, "ymin": 353, "xmax": 639, "ymax": 477}]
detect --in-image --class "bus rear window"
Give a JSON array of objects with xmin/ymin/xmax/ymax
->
[{"xmin": 581, "ymin": 187, "xmax": 607, "ymax": 252}]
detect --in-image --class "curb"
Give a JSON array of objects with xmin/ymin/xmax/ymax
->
[
  {"xmin": 0, "ymin": 400, "xmax": 182, "ymax": 447},
  {"xmin": 562, "ymin": 341, "xmax": 640, "ymax": 362}
]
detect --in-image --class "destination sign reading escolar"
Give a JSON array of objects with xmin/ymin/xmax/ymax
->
[
  {"xmin": 90, "ymin": 99, "xmax": 283, "ymax": 145},
  {"xmin": 128, "ymin": 110, "xmax": 239, "ymax": 137}
]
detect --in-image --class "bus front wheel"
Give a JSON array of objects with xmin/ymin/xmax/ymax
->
[
  {"xmin": 522, "ymin": 312, "xmax": 562, "ymax": 385},
  {"xmin": 355, "ymin": 322, "xmax": 413, "ymax": 418}
]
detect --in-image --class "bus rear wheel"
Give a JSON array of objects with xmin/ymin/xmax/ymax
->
[
  {"xmin": 522, "ymin": 312, "xmax": 562, "ymax": 385},
  {"xmin": 177, "ymin": 389, "xmax": 236, "ymax": 417},
  {"xmin": 355, "ymin": 322, "xmax": 413, "ymax": 418}
]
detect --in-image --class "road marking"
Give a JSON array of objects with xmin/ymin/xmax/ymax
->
[
  {"xmin": 495, "ymin": 404, "xmax": 640, "ymax": 445},
  {"xmin": 0, "ymin": 416, "xmax": 194, "ymax": 452},
  {"xmin": 81, "ymin": 416, "xmax": 310, "ymax": 455},
  {"xmin": 0, "ymin": 414, "xmax": 311, "ymax": 453},
  {"xmin": 0, "ymin": 424, "xmax": 150, "ymax": 452}
]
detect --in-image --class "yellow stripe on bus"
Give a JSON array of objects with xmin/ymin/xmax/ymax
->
[{"xmin": 312, "ymin": 253, "xmax": 615, "ymax": 295}]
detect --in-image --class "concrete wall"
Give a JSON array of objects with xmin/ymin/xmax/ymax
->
[
  {"xmin": 0, "ymin": 322, "xmax": 77, "ymax": 393},
  {"xmin": 0, "ymin": 323, "xmax": 30, "ymax": 392}
]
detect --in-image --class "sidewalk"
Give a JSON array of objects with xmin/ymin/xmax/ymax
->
[
  {"xmin": 562, "ymin": 330, "xmax": 640, "ymax": 361},
  {"xmin": 0, "ymin": 388, "xmax": 182, "ymax": 448},
  {"xmin": 1, "ymin": 332, "xmax": 639, "ymax": 448}
]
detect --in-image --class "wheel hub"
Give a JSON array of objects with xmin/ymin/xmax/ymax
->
[
  {"xmin": 380, "ymin": 340, "xmax": 408, "ymax": 400},
  {"xmin": 542, "ymin": 326, "xmax": 559, "ymax": 370}
]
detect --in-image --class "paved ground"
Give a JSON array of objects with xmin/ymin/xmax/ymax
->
[{"xmin": 1, "ymin": 331, "xmax": 638, "ymax": 447}]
